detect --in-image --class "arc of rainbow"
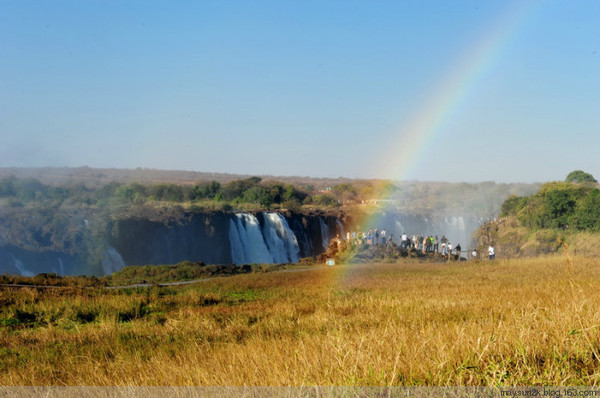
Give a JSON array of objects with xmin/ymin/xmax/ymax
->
[
  {"xmin": 332, "ymin": 0, "xmax": 544, "ymax": 270},
  {"xmin": 380, "ymin": 0, "xmax": 540, "ymax": 186}
]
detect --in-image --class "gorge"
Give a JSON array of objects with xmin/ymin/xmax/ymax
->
[{"xmin": 0, "ymin": 208, "xmax": 481, "ymax": 277}]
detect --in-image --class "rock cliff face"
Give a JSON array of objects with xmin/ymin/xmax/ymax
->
[
  {"xmin": 109, "ymin": 211, "xmax": 343, "ymax": 267},
  {"xmin": 110, "ymin": 212, "xmax": 233, "ymax": 268},
  {"xmin": 0, "ymin": 210, "xmax": 344, "ymax": 276},
  {"xmin": 0, "ymin": 207, "xmax": 483, "ymax": 276},
  {"xmin": 0, "ymin": 244, "xmax": 81, "ymax": 277}
]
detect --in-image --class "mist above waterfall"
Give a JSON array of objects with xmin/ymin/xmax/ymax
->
[{"xmin": 364, "ymin": 210, "xmax": 481, "ymax": 249}]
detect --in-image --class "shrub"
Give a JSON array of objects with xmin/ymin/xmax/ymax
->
[{"xmin": 573, "ymin": 189, "xmax": 600, "ymax": 231}]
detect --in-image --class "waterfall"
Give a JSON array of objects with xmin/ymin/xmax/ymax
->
[
  {"xmin": 9, "ymin": 254, "xmax": 34, "ymax": 277},
  {"xmin": 102, "ymin": 247, "xmax": 127, "ymax": 275},
  {"xmin": 228, "ymin": 214, "xmax": 273, "ymax": 264},
  {"xmin": 319, "ymin": 217, "xmax": 330, "ymax": 251},
  {"xmin": 395, "ymin": 220, "xmax": 404, "ymax": 235},
  {"xmin": 336, "ymin": 220, "xmax": 345, "ymax": 238},
  {"xmin": 228, "ymin": 218, "xmax": 246, "ymax": 265},
  {"xmin": 164, "ymin": 235, "xmax": 173, "ymax": 264},
  {"xmin": 263, "ymin": 213, "xmax": 300, "ymax": 263},
  {"xmin": 458, "ymin": 216, "xmax": 466, "ymax": 231},
  {"xmin": 58, "ymin": 257, "xmax": 65, "ymax": 276},
  {"xmin": 228, "ymin": 213, "xmax": 301, "ymax": 265}
]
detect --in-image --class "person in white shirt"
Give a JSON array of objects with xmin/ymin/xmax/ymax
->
[{"xmin": 488, "ymin": 245, "xmax": 495, "ymax": 260}]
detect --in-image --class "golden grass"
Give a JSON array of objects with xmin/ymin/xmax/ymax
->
[{"xmin": 1, "ymin": 256, "xmax": 599, "ymax": 386}]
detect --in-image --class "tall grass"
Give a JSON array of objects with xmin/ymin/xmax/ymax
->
[{"xmin": 1, "ymin": 256, "xmax": 599, "ymax": 385}]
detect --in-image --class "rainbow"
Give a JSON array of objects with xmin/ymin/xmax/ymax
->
[
  {"xmin": 357, "ymin": 0, "xmax": 542, "ymax": 232},
  {"xmin": 377, "ymin": 0, "xmax": 540, "ymax": 186}
]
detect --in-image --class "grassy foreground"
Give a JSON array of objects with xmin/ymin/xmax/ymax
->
[{"xmin": 1, "ymin": 256, "xmax": 599, "ymax": 386}]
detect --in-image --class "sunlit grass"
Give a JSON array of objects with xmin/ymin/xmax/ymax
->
[{"xmin": 1, "ymin": 256, "xmax": 599, "ymax": 385}]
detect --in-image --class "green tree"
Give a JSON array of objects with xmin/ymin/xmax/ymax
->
[
  {"xmin": 500, "ymin": 194, "xmax": 527, "ymax": 217},
  {"xmin": 221, "ymin": 178, "xmax": 261, "ymax": 201},
  {"xmin": 115, "ymin": 183, "xmax": 147, "ymax": 203},
  {"xmin": 283, "ymin": 184, "xmax": 307, "ymax": 203},
  {"xmin": 266, "ymin": 183, "xmax": 285, "ymax": 204},
  {"xmin": 566, "ymin": 170, "xmax": 597, "ymax": 184},
  {"xmin": 242, "ymin": 186, "xmax": 272, "ymax": 207},
  {"xmin": 149, "ymin": 184, "xmax": 185, "ymax": 202},
  {"xmin": 331, "ymin": 183, "xmax": 357, "ymax": 202},
  {"xmin": 312, "ymin": 194, "xmax": 339, "ymax": 208},
  {"xmin": 544, "ymin": 189, "xmax": 576, "ymax": 229},
  {"xmin": 573, "ymin": 189, "xmax": 600, "ymax": 231},
  {"xmin": 96, "ymin": 182, "xmax": 120, "ymax": 201},
  {"xmin": 15, "ymin": 178, "xmax": 47, "ymax": 202},
  {"xmin": 0, "ymin": 176, "xmax": 17, "ymax": 197},
  {"xmin": 194, "ymin": 181, "xmax": 221, "ymax": 200}
]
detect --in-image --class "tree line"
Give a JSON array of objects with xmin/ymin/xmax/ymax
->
[
  {"xmin": 500, "ymin": 171, "xmax": 600, "ymax": 232},
  {"xmin": 0, "ymin": 175, "xmax": 345, "ymax": 210}
]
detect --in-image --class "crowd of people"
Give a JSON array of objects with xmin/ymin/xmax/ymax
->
[{"xmin": 332, "ymin": 228, "xmax": 496, "ymax": 261}]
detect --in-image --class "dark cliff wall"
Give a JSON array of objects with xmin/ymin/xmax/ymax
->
[
  {"xmin": 109, "ymin": 212, "xmax": 233, "ymax": 266},
  {"xmin": 0, "ymin": 207, "xmax": 485, "ymax": 276},
  {"xmin": 0, "ymin": 244, "xmax": 82, "ymax": 276},
  {"xmin": 0, "ymin": 209, "xmax": 343, "ymax": 276},
  {"xmin": 287, "ymin": 213, "xmax": 343, "ymax": 257},
  {"xmin": 110, "ymin": 211, "xmax": 340, "ymax": 267}
]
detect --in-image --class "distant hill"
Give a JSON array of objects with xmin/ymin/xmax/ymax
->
[{"xmin": 0, "ymin": 166, "xmax": 358, "ymax": 189}]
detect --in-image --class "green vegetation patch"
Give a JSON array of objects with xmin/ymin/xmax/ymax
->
[
  {"xmin": 104, "ymin": 261, "xmax": 290, "ymax": 286},
  {"xmin": 480, "ymin": 171, "xmax": 600, "ymax": 258}
]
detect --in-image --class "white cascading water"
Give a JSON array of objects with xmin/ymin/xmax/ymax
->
[
  {"xmin": 319, "ymin": 217, "xmax": 330, "ymax": 251},
  {"xmin": 58, "ymin": 257, "xmax": 65, "ymax": 276},
  {"xmin": 336, "ymin": 219, "xmax": 345, "ymax": 237},
  {"xmin": 229, "ymin": 218, "xmax": 246, "ymax": 265},
  {"xmin": 229, "ymin": 214, "xmax": 274, "ymax": 264},
  {"xmin": 102, "ymin": 247, "xmax": 127, "ymax": 275},
  {"xmin": 229, "ymin": 213, "xmax": 300, "ymax": 265},
  {"xmin": 395, "ymin": 220, "xmax": 405, "ymax": 235},
  {"xmin": 164, "ymin": 235, "xmax": 173, "ymax": 263},
  {"xmin": 263, "ymin": 213, "xmax": 300, "ymax": 263},
  {"xmin": 458, "ymin": 216, "xmax": 466, "ymax": 231},
  {"xmin": 9, "ymin": 254, "xmax": 34, "ymax": 277}
]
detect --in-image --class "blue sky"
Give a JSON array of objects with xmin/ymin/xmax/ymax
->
[{"xmin": 1, "ymin": 0, "xmax": 599, "ymax": 183}]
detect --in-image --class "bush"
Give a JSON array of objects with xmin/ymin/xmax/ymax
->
[
  {"xmin": 242, "ymin": 186, "xmax": 273, "ymax": 207},
  {"xmin": 544, "ymin": 189, "xmax": 576, "ymax": 229},
  {"xmin": 500, "ymin": 195, "xmax": 527, "ymax": 217},
  {"xmin": 312, "ymin": 194, "xmax": 339, "ymax": 208},
  {"xmin": 190, "ymin": 181, "xmax": 221, "ymax": 200},
  {"xmin": 573, "ymin": 189, "xmax": 600, "ymax": 231}
]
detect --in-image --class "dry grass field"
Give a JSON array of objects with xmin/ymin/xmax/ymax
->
[{"xmin": 1, "ymin": 255, "xmax": 599, "ymax": 386}]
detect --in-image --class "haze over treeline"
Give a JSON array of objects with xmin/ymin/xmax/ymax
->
[
  {"xmin": 0, "ymin": 167, "xmax": 541, "ymax": 217},
  {"xmin": 0, "ymin": 166, "xmax": 357, "ymax": 189}
]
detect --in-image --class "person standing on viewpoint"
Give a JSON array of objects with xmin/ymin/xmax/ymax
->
[{"xmin": 488, "ymin": 245, "xmax": 495, "ymax": 260}]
